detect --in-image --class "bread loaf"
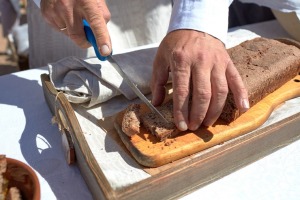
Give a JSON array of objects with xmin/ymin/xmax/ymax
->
[
  {"xmin": 121, "ymin": 37, "xmax": 300, "ymax": 140},
  {"xmin": 221, "ymin": 37, "xmax": 300, "ymax": 122}
]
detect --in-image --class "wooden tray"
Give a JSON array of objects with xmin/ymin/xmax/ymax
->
[{"xmin": 41, "ymin": 73, "xmax": 300, "ymax": 200}]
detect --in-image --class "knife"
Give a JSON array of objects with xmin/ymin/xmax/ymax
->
[{"xmin": 83, "ymin": 20, "xmax": 169, "ymax": 123}]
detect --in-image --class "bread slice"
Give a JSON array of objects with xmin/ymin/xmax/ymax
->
[
  {"xmin": 6, "ymin": 187, "xmax": 21, "ymax": 200},
  {"xmin": 140, "ymin": 100, "xmax": 179, "ymax": 141},
  {"xmin": 121, "ymin": 37, "xmax": 300, "ymax": 140},
  {"xmin": 0, "ymin": 155, "xmax": 7, "ymax": 199},
  {"xmin": 0, "ymin": 156, "xmax": 22, "ymax": 200},
  {"xmin": 0, "ymin": 155, "xmax": 6, "ymax": 174},
  {"xmin": 122, "ymin": 104, "xmax": 141, "ymax": 136},
  {"xmin": 122, "ymin": 100, "xmax": 178, "ymax": 141}
]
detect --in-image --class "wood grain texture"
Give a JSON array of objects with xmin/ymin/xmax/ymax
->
[{"xmin": 115, "ymin": 74, "xmax": 300, "ymax": 167}]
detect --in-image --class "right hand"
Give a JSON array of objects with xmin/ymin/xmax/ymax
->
[
  {"xmin": 151, "ymin": 30, "xmax": 249, "ymax": 131},
  {"xmin": 40, "ymin": 0, "xmax": 112, "ymax": 56}
]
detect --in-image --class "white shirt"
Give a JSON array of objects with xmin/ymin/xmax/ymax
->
[{"xmin": 33, "ymin": 0, "xmax": 300, "ymax": 44}]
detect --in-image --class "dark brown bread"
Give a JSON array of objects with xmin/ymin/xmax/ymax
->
[
  {"xmin": 121, "ymin": 100, "xmax": 178, "ymax": 141},
  {"xmin": 221, "ymin": 37, "xmax": 300, "ymax": 122},
  {"xmin": 140, "ymin": 100, "xmax": 179, "ymax": 141}
]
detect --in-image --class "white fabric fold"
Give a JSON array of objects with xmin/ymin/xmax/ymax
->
[{"xmin": 48, "ymin": 47, "xmax": 158, "ymax": 107}]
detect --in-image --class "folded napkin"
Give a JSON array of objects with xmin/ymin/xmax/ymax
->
[{"xmin": 49, "ymin": 47, "xmax": 159, "ymax": 108}]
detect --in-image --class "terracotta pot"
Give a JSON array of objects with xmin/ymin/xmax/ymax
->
[{"xmin": 4, "ymin": 158, "xmax": 40, "ymax": 200}]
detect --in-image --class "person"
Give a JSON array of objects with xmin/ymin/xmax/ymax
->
[{"xmin": 33, "ymin": 0, "xmax": 250, "ymax": 132}]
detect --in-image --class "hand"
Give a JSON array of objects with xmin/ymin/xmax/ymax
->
[
  {"xmin": 40, "ymin": 0, "xmax": 112, "ymax": 56},
  {"xmin": 151, "ymin": 30, "xmax": 249, "ymax": 131}
]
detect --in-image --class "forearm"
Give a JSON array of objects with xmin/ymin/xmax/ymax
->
[{"xmin": 168, "ymin": 0, "xmax": 234, "ymax": 44}]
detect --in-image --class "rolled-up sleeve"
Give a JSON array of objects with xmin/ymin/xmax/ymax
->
[{"xmin": 168, "ymin": 0, "xmax": 234, "ymax": 44}]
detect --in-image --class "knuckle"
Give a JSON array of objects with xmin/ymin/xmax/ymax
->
[
  {"xmin": 175, "ymin": 86, "xmax": 190, "ymax": 98},
  {"xmin": 228, "ymin": 70, "xmax": 241, "ymax": 82},
  {"xmin": 195, "ymin": 51, "xmax": 207, "ymax": 62},
  {"xmin": 172, "ymin": 50, "xmax": 188, "ymax": 65},
  {"xmin": 102, "ymin": 11, "xmax": 111, "ymax": 22},
  {"xmin": 237, "ymin": 86, "xmax": 248, "ymax": 96},
  {"xmin": 216, "ymin": 84, "xmax": 229, "ymax": 96},
  {"xmin": 195, "ymin": 89, "xmax": 212, "ymax": 101}
]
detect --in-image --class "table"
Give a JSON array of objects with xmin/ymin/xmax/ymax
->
[{"xmin": 1, "ymin": 20, "xmax": 300, "ymax": 200}]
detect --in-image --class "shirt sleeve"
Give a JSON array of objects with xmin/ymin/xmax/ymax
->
[
  {"xmin": 32, "ymin": 0, "xmax": 41, "ymax": 8},
  {"xmin": 168, "ymin": 0, "xmax": 234, "ymax": 44}
]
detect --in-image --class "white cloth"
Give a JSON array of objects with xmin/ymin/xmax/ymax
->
[{"xmin": 49, "ymin": 47, "xmax": 159, "ymax": 108}]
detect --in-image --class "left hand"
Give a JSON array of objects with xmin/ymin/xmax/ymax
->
[
  {"xmin": 40, "ymin": 0, "xmax": 112, "ymax": 56},
  {"xmin": 151, "ymin": 29, "xmax": 249, "ymax": 131}
]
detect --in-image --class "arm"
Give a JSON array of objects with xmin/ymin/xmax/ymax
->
[{"xmin": 151, "ymin": 0, "xmax": 249, "ymax": 131}]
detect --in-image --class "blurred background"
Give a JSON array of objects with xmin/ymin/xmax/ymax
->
[{"xmin": 0, "ymin": 0, "xmax": 28, "ymax": 76}]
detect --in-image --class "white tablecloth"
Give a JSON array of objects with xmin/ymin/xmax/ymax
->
[{"xmin": 0, "ymin": 20, "xmax": 300, "ymax": 200}]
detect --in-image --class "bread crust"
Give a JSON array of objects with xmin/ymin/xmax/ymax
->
[{"xmin": 221, "ymin": 37, "xmax": 300, "ymax": 122}]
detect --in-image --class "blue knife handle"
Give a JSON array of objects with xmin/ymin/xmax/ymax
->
[{"xmin": 83, "ymin": 19, "xmax": 110, "ymax": 61}]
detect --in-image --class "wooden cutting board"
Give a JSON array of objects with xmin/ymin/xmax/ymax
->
[{"xmin": 115, "ymin": 74, "xmax": 300, "ymax": 167}]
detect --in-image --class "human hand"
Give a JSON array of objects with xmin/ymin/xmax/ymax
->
[
  {"xmin": 40, "ymin": 0, "xmax": 112, "ymax": 56},
  {"xmin": 151, "ymin": 30, "xmax": 249, "ymax": 131}
]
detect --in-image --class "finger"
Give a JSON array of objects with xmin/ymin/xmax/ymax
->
[
  {"xmin": 171, "ymin": 52, "xmax": 191, "ymax": 131},
  {"xmin": 226, "ymin": 60, "xmax": 249, "ymax": 114},
  {"xmin": 202, "ymin": 65, "xmax": 228, "ymax": 126},
  {"xmin": 188, "ymin": 61, "xmax": 212, "ymax": 130},
  {"xmin": 40, "ymin": 0, "xmax": 66, "ymax": 31},
  {"xmin": 52, "ymin": 16, "xmax": 68, "ymax": 32},
  {"xmin": 151, "ymin": 50, "xmax": 169, "ymax": 106},
  {"xmin": 83, "ymin": 2, "xmax": 112, "ymax": 56},
  {"xmin": 65, "ymin": 13, "xmax": 91, "ymax": 48}
]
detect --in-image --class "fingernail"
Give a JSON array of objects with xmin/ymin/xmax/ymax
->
[
  {"xmin": 190, "ymin": 124, "xmax": 199, "ymax": 131},
  {"xmin": 241, "ymin": 98, "xmax": 250, "ymax": 113},
  {"xmin": 100, "ymin": 45, "xmax": 110, "ymax": 55},
  {"xmin": 178, "ymin": 121, "xmax": 188, "ymax": 131}
]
